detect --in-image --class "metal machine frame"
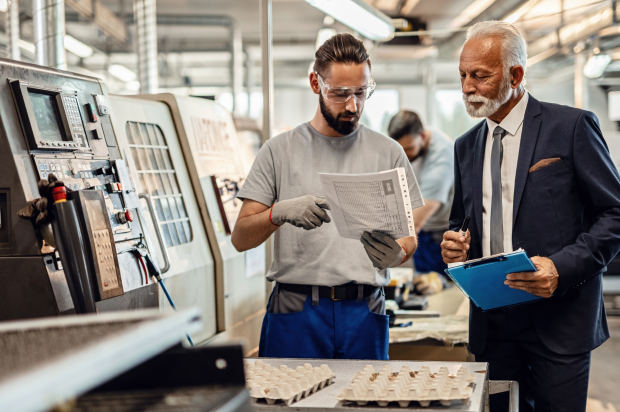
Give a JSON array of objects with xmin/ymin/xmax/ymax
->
[
  {"xmin": 107, "ymin": 95, "xmax": 218, "ymax": 342},
  {"xmin": 0, "ymin": 58, "xmax": 160, "ymax": 320}
]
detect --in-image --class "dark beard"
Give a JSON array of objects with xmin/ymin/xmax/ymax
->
[
  {"xmin": 409, "ymin": 144, "xmax": 429, "ymax": 162},
  {"xmin": 319, "ymin": 95, "xmax": 360, "ymax": 136}
]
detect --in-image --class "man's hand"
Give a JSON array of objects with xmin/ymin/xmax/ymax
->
[
  {"xmin": 271, "ymin": 195, "xmax": 331, "ymax": 230},
  {"xmin": 505, "ymin": 256, "xmax": 558, "ymax": 298},
  {"xmin": 361, "ymin": 231, "xmax": 406, "ymax": 269},
  {"xmin": 441, "ymin": 230, "xmax": 471, "ymax": 264}
]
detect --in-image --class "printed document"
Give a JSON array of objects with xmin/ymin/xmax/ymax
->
[{"xmin": 319, "ymin": 168, "xmax": 415, "ymax": 240}]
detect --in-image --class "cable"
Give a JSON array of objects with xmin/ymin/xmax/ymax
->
[
  {"xmin": 143, "ymin": 252, "xmax": 194, "ymax": 347},
  {"xmin": 119, "ymin": 244, "xmax": 194, "ymax": 346},
  {"xmin": 137, "ymin": 255, "xmax": 149, "ymax": 285}
]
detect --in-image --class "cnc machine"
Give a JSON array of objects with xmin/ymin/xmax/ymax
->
[
  {"xmin": 0, "ymin": 59, "xmax": 162, "ymax": 319},
  {"xmin": 109, "ymin": 94, "xmax": 266, "ymax": 350}
]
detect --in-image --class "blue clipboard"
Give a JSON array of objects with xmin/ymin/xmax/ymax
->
[{"xmin": 444, "ymin": 249, "xmax": 542, "ymax": 311}]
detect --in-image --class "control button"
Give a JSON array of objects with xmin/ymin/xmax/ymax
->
[
  {"xmin": 104, "ymin": 282, "xmax": 108, "ymax": 287},
  {"xmin": 86, "ymin": 103, "xmax": 98, "ymax": 123},
  {"xmin": 95, "ymin": 166, "xmax": 111, "ymax": 175},
  {"xmin": 124, "ymin": 209, "xmax": 133, "ymax": 222}
]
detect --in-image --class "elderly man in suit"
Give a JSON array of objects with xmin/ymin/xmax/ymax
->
[{"xmin": 441, "ymin": 21, "xmax": 620, "ymax": 411}]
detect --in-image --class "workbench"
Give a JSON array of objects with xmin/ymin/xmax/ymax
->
[
  {"xmin": 389, "ymin": 287, "xmax": 471, "ymax": 361},
  {"xmin": 248, "ymin": 358, "xmax": 490, "ymax": 411}
]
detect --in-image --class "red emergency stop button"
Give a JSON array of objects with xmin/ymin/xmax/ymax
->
[
  {"xmin": 51, "ymin": 186, "xmax": 67, "ymax": 203},
  {"xmin": 124, "ymin": 209, "xmax": 133, "ymax": 222}
]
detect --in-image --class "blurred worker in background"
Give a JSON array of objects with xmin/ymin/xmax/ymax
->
[
  {"xmin": 442, "ymin": 20, "xmax": 620, "ymax": 411},
  {"xmin": 388, "ymin": 111, "xmax": 454, "ymax": 295},
  {"xmin": 231, "ymin": 33, "xmax": 423, "ymax": 360}
]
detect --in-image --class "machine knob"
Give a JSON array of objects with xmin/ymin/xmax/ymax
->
[
  {"xmin": 95, "ymin": 166, "xmax": 111, "ymax": 175},
  {"xmin": 115, "ymin": 211, "xmax": 127, "ymax": 224},
  {"xmin": 124, "ymin": 209, "xmax": 133, "ymax": 222}
]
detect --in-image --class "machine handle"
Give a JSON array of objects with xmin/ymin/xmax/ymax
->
[{"xmin": 138, "ymin": 193, "xmax": 171, "ymax": 274}]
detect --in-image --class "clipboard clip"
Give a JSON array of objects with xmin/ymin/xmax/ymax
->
[{"xmin": 464, "ymin": 255, "xmax": 507, "ymax": 269}]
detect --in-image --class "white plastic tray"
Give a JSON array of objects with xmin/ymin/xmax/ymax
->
[{"xmin": 247, "ymin": 358, "xmax": 488, "ymax": 411}]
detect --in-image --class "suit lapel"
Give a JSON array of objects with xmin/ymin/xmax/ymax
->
[
  {"xmin": 513, "ymin": 96, "xmax": 543, "ymax": 226},
  {"xmin": 473, "ymin": 123, "xmax": 487, "ymax": 240}
]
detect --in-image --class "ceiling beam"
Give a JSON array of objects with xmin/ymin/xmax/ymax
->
[{"xmin": 65, "ymin": 0, "xmax": 128, "ymax": 46}]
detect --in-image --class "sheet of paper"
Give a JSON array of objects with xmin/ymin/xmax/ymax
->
[
  {"xmin": 447, "ymin": 248, "xmax": 525, "ymax": 268},
  {"xmin": 319, "ymin": 168, "xmax": 415, "ymax": 240}
]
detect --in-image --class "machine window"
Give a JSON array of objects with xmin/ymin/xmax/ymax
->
[
  {"xmin": 29, "ymin": 92, "xmax": 64, "ymax": 142},
  {"xmin": 126, "ymin": 122, "xmax": 192, "ymax": 247}
]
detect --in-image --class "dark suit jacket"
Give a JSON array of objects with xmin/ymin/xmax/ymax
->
[{"xmin": 450, "ymin": 94, "xmax": 620, "ymax": 355}]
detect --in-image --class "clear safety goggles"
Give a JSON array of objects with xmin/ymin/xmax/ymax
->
[{"xmin": 315, "ymin": 72, "xmax": 376, "ymax": 103}]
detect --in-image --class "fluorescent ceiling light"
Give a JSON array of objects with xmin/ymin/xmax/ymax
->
[
  {"xmin": 504, "ymin": 0, "xmax": 542, "ymax": 24},
  {"xmin": 305, "ymin": 0, "xmax": 394, "ymax": 41},
  {"xmin": 449, "ymin": 0, "xmax": 496, "ymax": 29},
  {"xmin": 108, "ymin": 64, "xmax": 137, "ymax": 82},
  {"xmin": 583, "ymin": 54, "xmax": 611, "ymax": 79},
  {"xmin": 316, "ymin": 28, "xmax": 337, "ymax": 50},
  {"xmin": 64, "ymin": 35, "xmax": 93, "ymax": 58}
]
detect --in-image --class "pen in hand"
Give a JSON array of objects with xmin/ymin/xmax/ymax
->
[
  {"xmin": 458, "ymin": 216, "xmax": 471, "ymax": 261},
  {"xmin": 458, "ymin": 216, "xmax": 470, "ymax": 238}
]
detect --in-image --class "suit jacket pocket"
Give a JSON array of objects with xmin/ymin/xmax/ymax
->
[{"xmin": 528, "ymin": 159, "xmax": 566, "ymax": 181}]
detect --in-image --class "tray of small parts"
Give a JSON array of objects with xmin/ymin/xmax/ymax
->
[{"xmin": 245, "ymin": 358, "xmax": 488, "ymax": 411}]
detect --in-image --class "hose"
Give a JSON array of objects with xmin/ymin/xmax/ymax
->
[
  {"xmin": 122, "ymin": 246, "xmax": 194, "ymax": 346},
  {"xmin": 143, "ymin": 252, "xmax": 195, "ymax": 347}
]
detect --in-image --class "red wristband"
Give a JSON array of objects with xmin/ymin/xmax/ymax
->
[
  {"xmin": 269, "ymin": 205, "xmax": 281, "ymax": 227},
  {"xmin": 400, "ymin": 246, "xmax": 407, "ymax": 265}
]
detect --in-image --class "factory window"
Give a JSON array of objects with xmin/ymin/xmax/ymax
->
[{"xmin": 126, "ymin": 122, "xmax": 192, "ymax": 247}]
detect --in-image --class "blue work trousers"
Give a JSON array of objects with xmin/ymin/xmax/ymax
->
[
  {"xmin": 414, "ymin": 230, "xmax": 447, "ymax": 274},
  {"xmin": 258, "ymin": 286, "xmax": 389, "ymax": 360}
]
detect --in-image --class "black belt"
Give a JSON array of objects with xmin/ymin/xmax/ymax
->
[{"xmin": 277, "ymin": 282, "xmax": 380, "ymax": 301}]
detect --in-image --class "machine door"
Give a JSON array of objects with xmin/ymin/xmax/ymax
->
[
  {"xmin": 159, "ymin": 95, "xmax": 266, "ymax": 351},
  {"xmin": 108, "ymin": 96, "xmax": 216, "ymax": 342}
]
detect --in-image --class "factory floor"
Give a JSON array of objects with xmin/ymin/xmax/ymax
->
[{"xmin": 587, "ymin": 316, "xmax": 620, "ymax": 412}]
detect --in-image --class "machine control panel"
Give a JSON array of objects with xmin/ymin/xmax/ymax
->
[
  {"xmin": 69, "ymin": 190, "xmax": 124, "ymax": 300},
  {"xmin": 93, "ymin": 229, "xmax": 118, "ymax": 291},
  {"xmin": 61, "ymin": 96, "xmax": 87, "ymax": 145},
  {"xmin": 34, "ymin": 157, "xmax": 135, "ymax": 236},
  {"xmin": 11, "ymin": 80, "xmax": 94, "ymax": 152}
]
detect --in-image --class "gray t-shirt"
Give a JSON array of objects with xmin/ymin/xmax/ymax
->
[
  {"xmin": 410, "ymin": 127, "xmax": 454, "ymax": 232},
  {"xmin": 238, "ymin": 122, "xmax": 424, "ymax": 287}
]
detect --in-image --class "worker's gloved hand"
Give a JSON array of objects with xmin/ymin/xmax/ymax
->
[
  {"xmin": 361, "ymin": 231, "xmax": 406, "ymax": 269},
  {"xmin": 271, "ymin": 195, "xmax": 331, "ymax": 230},
  {"xmin": 412, "ymin": 272, "xmax": 444, "ymax": 295}
]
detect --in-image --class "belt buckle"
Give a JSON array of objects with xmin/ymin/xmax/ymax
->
[{"xmin": 331, "ymin": 287, "xmax": 343, "ymax": 301}]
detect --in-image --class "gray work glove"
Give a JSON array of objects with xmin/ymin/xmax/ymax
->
[
  {"xmin": 361, "ymin": 231, "xmax": 406, "ymax": 269},
  {"xmin": 271, "ymin": 195, "xmax": 331, "ymax": 230}
]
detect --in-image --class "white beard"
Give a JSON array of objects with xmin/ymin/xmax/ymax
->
[{"xmin": 463, "ymin": 75, "xmax": 512, "ymax": 118}]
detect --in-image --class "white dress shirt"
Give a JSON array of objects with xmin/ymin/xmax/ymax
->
[{"xmin": 482, "ymin": 92, "xmax": 529, "ymax": 257}]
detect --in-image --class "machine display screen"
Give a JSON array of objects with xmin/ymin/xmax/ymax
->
[{"xmin": 29, "ymin": 92, "xmax": 64, "ymax": 142}]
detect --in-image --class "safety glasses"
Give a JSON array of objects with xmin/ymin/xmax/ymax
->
[{"xmin": 315, "ymin": 72, "xmax": 376, "ymax": 103}]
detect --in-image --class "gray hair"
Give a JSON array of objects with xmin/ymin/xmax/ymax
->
[{"xmin": 465, "ymin": 21, "xmax": 527, "ymax": 80}]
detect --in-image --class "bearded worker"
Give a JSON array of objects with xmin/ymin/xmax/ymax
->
[
  {"xmin": 231, "ymin": 33, "xmax": 423, "ymax": 360},
  {"xmin": 441, "ymin": 21, "xmax": 620, "ymax": 411}
]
